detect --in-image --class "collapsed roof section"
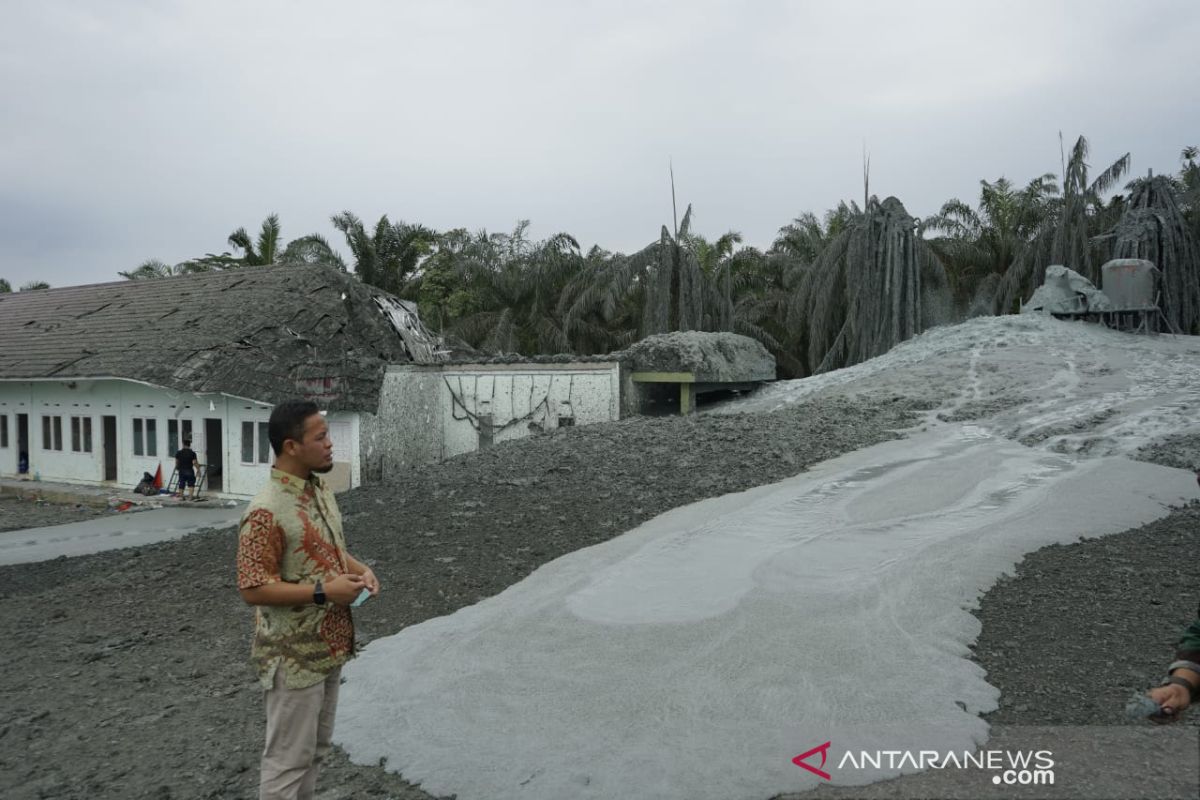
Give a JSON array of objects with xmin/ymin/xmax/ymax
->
[{"xmin": 0, "ymin": 264, "xmax": 445, "ymax": 412}]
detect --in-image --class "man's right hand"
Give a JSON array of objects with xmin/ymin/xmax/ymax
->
[
  {"xmin": 1148, "ymin": 683, "xmax": 1192, "ymax": 718},
  {"xmin": 324, "ymin": 573, "xmax": 367, "ymax": 605}
]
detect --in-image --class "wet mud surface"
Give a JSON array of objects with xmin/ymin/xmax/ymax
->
[{"xmin": 3, "ymin": 398, "xmax": 1198, "ymax": 799}]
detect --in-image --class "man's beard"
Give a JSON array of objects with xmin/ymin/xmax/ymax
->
[{"xmin": 313, "ymin": 463, "xmax": 334, "ymax": 474}]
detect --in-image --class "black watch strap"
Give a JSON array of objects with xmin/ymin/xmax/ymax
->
[{"xmin": 313, "ymin": 580, "xmax": 326, "ymax": 605}]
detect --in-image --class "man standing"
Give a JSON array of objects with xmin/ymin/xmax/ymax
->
[
  {"xmin": 237, "ymin": 400, "xmax": 381, "ymax": 800},
  {"xmin": 173, "ymin": 437, "xmax": 199, "ymax": 500}
]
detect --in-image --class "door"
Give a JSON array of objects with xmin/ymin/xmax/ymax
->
[
  {"xmin": 102, "ymin": 416, "xmax": 117, "ymax": 481},
  {"xmin": 16, "ymin": 413, "xmax": 28, "ymax": 474},
  {"xmin": 204, "ymin": 418, "xmax": 223, "ymax": 492}
]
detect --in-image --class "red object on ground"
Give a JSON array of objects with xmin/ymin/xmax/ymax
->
[{"xmin": 153, "ymin": 464, "xmax": 164, "ymax": 489}]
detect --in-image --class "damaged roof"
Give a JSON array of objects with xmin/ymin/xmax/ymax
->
[{"xmin": 0, "ymin": 264, "xmax": 430, "ymax": 412}]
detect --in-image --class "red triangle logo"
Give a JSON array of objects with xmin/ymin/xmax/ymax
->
[{"xmin": 792, "ymin": 741, "xmax": 832, "ymax": 780}]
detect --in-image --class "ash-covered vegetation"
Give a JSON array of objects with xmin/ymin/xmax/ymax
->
[{"xmin": 7, "ymin": 136, "xmax": 1194, "ymax": 379}]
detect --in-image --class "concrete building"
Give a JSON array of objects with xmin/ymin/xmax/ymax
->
[{"xmin": 376, "ymin": 360, "xmax": 621, "ymax": 469}]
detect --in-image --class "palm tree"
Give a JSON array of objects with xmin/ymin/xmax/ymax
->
[
  {"xmin": 643, "ymin": 204, "xmax": 707, "ymax": 334},
  {"xmin": 1108, "ymin": 174, "xmax": 1200, "ymax": 334},
  {"xmin": 925, "ymin": 174, "xmax": 1057, "ymax": 312},
  {"xmin": 226, "ymin": 214, "xmax": 283, "ymax": 266},
  {"xmin": 791, "ymin": 196, "xmax": 948, "ymax": 373},
  {"xmin": 561, "ymin": 203, "xmax": 743, "ymax": 351},
  {"xmin": 703, "ymin": 246, "xmax": 796, "ymax": 374},
  {"xmin": 227, "ymin": 214, "xmax": 345, "ymax": 269},
  {"xmin": 119, "ymin": 259, "xmax": 215, "ymax": 280},
  {"xmin": 278, "ymin": 234, "xmax": 346, "ymax": 269},
  {"xmin": 689, "ymin": 230, "xmax": 743, "ymax": 331},
  {"xmin": 995, "ymin": 135, "xmax": 1129, "ymax": 312},
  {"xmin": 1181, "ymin": 146, "xmax": 1200, "ymax": 239},
  {"xmin": 438, "ymin": 222, "xmax": 585, "ymax": 354},
  {"xmin": 331, "ymin": 211, "xmax": 435, "ymax": 294},
  {"xmin": 774, "ymin": 205, "xmax": 856, "ymax": 263},
  {"xmin": 559, "ymin": 245, "xmax": 650, "ymax": 355},
  {"xmin": 555, "ymin": 246, "xmax": 643, "ymax": 355},
  {"xmin": 124, "ymin": 214, "xmax": 343, "ymax": 281}
]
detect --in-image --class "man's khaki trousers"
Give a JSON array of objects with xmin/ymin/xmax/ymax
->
[{"xmin": 260, "ymin": 666, "xmax": 342, "ymax": 800}]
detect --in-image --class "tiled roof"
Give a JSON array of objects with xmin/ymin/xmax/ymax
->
[{"xmin": 0, "ymin": 264, "xmax": 418, "ymax": 412}]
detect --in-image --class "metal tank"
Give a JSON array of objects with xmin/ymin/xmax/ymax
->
[{"xmin": 1101, "ymin": 259, "xmax": 1159, "ymax": 310}]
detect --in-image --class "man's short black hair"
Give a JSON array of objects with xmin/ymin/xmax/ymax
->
[
  {"xmin": 182, "ymin": 438, "xmax": 192, "ymax": 446},
  {"xmin": 268, "ymin": 400, "xmax": 322, "ymax": 456}
]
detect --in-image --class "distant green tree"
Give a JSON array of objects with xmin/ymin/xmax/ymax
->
[
  {"xmin": 119, "ymin": 259, "xmax": 214, "ymax": 280},
  {"xmin": 439, "ymin": 221, "xmax": 585, "ymax": 354},
  {"xmin": 689, "ymin": 229, "xmax": 743, "ymax": 331},
  {"xmin": 331, "ymin": 211, "xmax": 435, "ymax": 294},
  {"xmin": 995, "ymin": 135, "xmax": 1130, "ymax": 312},
  {"xmin": 228, "ymin": 214, "xmax": 345, "ymax": 269},
  {"xmin": 0, "ymin": 278, "xmax": 11, "ymax": 293},
  {"xmin": 20, "ymin": 281, "xmax": 50, "ymax": 291},
  {"xmin": 415, "ymin": 228, "xmax": 484, "ymax": 331},
  {"xmin": 124, "ymin": 214, "xmax": 344, "ymax": 280},
  {"xmin": 925, "ymin": 174, "xmax": 1057, "ymax": 310},
  {"xmin": 556, "ymin": 245, "xmax": 644, "ymax": 355},
  {"xmin": 728, "ymin": 247, "xmax": 805, "ymax": 376}
]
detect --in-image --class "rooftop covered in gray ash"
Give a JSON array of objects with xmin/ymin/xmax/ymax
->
[
  {"xmin": 618, "ymin": 331, "xmax": 775, "ymax": 383},
  {"xmin": 0, "ymin": 264, "xmax": 426, "ymax": 412}
]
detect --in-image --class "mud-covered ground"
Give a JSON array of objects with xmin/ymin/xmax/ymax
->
[
  {"xmin": 0, "ymin": 495, "xmax": 107, "ymax": 533},
  {"xmin": 2, "ymin": 397, "xmax": 1198, "ymax": 800}
]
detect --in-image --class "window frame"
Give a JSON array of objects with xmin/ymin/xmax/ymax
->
[
  {"xmin": 133, "ymin": 417, "xmax": 158, "ymax": 457},
  {"xmin": 257, "ymin": 421, "xmax": 270, "ymax": 464},
  {"xmin": 240, "ymin": 419, "xmax": 273, "ymax": 465},
  {"xmin": 70, "ymin": 416, "xmax": 93, "ymax": 454},
  {"xmin": 42, "ymin": 415, "xmax": 64, "ymax": 451}
]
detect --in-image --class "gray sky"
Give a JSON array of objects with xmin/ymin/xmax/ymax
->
[{"xmin": 2, "ymin": 0, "xmax": 1198, "ymax": 289}]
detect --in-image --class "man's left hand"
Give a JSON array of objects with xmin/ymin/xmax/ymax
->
[{"xmin": 361, "ymin": 567, "xmax": 381, "ymax": 596}]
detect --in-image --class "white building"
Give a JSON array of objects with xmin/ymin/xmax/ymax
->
[{"xmin": 0, "ymin": 379, "xmax": 366, "ymax": 497}]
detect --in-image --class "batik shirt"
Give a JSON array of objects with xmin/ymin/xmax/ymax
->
[{"xmin": 237, "ymin": 468, "xmax": 355, "ymax": 689}]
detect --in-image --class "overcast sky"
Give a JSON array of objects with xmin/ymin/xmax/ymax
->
[{"xmin": 2, "ymin": 0, "xmax": 1198, "ymax": 289}]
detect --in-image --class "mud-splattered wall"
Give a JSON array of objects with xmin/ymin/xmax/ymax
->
[{"xmin": 376, "ymin": 363, "xmax": 620, "ymax": 469}]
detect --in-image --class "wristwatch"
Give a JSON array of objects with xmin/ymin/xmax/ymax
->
[{"xmin": 313, "ymin": 580, "xmax": 326, "ymax": 606}]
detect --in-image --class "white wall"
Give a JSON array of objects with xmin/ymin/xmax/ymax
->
[
  {"xmin": 379, "ymin": 363, "xmax": 620, "ymax": 469},
  {"xmin": 0, "ymin": 383, "xmax": 34, "ymax": 476},
  {"xmin": 0, "ymin": 380, "xmax": 362, "ymax": 497}
]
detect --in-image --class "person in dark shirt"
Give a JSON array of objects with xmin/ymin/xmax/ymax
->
[{"xmin": 174, "ymin": 438, "xmax": 199, "ymax": 500}]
